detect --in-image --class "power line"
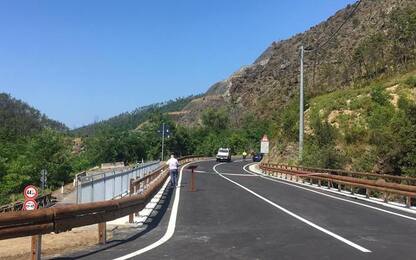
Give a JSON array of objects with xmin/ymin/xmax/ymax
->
[
  {"xmin": 310, "ymin": 0, "xmax": 363, "ymax": 89},
  {"xmin": 315, "ymin": 0, "xmax": 363, "ymax": 51}
]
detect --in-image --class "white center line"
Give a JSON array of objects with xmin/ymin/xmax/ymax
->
[{"xmin": 213, "ymin": 163, "xmax": 371, "ymax": 253}]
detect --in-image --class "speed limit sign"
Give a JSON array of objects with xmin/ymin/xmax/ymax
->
[
  {"xmin": 23, "ymin": 199, "xmax": 38, "ymax": 211},
  {"xmin": 24, "ymin": 185, "xmax": 38, "ymax": 200}
]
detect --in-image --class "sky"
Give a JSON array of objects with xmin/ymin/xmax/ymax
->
[{"xmin": 0, "ymin": 0, "xmax": 356, "ymax": 129}]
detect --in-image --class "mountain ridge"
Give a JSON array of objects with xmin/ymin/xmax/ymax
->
[
  {"xmin": 177, "ymin": 0, "xmax": 416, "ymax": 126},
  {"xmin": 0, "ymin": 93, "xmax": 68, "ymax": 140}
]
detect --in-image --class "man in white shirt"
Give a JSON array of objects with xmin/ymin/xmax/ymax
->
[{"xmin": 166, "ymin": 154, "xmax": 179, "ymax": 187}]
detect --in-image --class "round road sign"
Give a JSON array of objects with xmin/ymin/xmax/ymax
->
[
  {"xmin": 23, "ymin": 199, "xmax": 38, "ymax": 211},
  {"xmin": 24, "ymin": 185, "xmax": 38, "ymax": 200}
]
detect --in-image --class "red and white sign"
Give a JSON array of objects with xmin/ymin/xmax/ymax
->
[
  {"xmin": 260, "ymin": 135, "xmax": 269, "ymax": 154},
  {"xmin": 24, "ymin": 185, "xmax": 38, "ymax": 200},
  {"xmin": 23, "ymin": 199, "xmax": 38, "ymax": 211}
]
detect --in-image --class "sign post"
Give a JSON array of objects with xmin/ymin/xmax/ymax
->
[
  {"xmin": 23, "ymin": 185, "xmax": 41, "ymax": 260},
  {"xmin": 40, "ymin": 169, "xmax": 48, "ymax": 190},
  {"xmin": 260, "ymin": 135, "xmax": 269, "ymax": 154}
]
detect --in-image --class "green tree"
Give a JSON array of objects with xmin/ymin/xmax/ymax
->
[{"xmin": 201, "ymin": 108, "xmax": 229, "ymax": 132}]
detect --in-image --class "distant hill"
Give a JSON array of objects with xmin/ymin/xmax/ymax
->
[
  {"xmin": 71, "ymin": 95, "xmax": 201, "ymax": 136},
  {"xmin": 0, "ymin": 93, "xmax": 68, "ymax": 140},
  {"xmin": 177, "ymin": 0, "xmax": 416, "ymax": 126}
]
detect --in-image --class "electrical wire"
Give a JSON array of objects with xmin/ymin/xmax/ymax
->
[
  {"xmin": 309, "ymin": 0, "xmax": 363, "ymax": 89},
  {"xmin": 315, "ymin": 0, "xmax": 362, "ymax": 51}
]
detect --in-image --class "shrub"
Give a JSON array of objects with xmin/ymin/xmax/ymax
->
[
  {"xmin": 370, "ymin": 85, "xmax": 389, "ymax": 106},
  {"xmin": 404, "ymin": 76, "xmax": 416, "ymax": 88},
  {"xmin": 344, "ymin": 124, "xmax": 367, "ymax": 144}
]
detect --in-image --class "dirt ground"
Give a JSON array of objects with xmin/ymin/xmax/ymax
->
[{"xmin": 0, "ymin": 224, "xmax": 115, "ymax": 260}]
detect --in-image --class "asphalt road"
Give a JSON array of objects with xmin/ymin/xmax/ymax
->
[{"xmin": 56, "ymin": 159, "xmax": 416, "ymax": 260}]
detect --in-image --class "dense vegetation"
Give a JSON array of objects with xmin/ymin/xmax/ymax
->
[
  {"xmin": 270, "ymin": 71, "xmax": 416, "ymax": 177},
  {"xmin": 0, "ymin": 94, "xmax": 71, "ymax": 203},
  {"xmin": 0, "ymin": 93, "xmax": 68, "ymax": 139},
  {"xmin": 266, "ymin": 5, "xmax": 416, "ymax": 176},
  {"xmin": 0, "ymin": 93, "xmax": 270, "ymax": 204}
]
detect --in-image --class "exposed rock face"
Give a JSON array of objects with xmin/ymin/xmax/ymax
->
[
  {"xmin": 176, "ymin": 94, "xmax": 227, "ymax": 126},
  {"xmin": 177, "ymin": 0, "xmax": 415, "ymax": 126}
]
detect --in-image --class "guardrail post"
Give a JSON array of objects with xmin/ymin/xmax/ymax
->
[
  {"xmin": 98, "ymin": 222, "xmax": 106, "ymax": 245},
  {"xmin": 350, "ymin": 186, "xmax": 354, "ymax": 195},
  {"xmin": 406, "ymin": 196, "xmax": 411, "ymax": 208},
  {"xmin": 366, "ymin": 188, "xmax": 370, "ymax": 198},
  {"xmin": 31, "ymin": 235, "xmax": 41, "ymax": 260},
  {"xmin": 318, "ymin": 180, "xmax": 321, "ymax": 187},
  {"xmin": 384, "ymin": 193, "xmax": 389, "ymax": 203}
]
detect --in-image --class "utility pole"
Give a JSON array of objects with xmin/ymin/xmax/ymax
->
[
  {"xmin": 299, "ymin": 45, "xmax": 304, "ymax": 161},
  {"xmin": 158, "ymin": 123, "xmax": 170, "ymax": 161}
]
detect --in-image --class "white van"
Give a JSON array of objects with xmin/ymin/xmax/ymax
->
[{"xmin": 216, "ymin": 148, "xmax": 231, "ymax": 162}]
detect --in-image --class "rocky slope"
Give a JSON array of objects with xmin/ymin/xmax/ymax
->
[{"xmin": 177, "ymin": 0, "xmax": 416, "ymax": 126}]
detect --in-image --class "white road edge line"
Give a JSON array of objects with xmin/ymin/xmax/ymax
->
[
  {"xmin": 213, "ymin": 163, "xmax": 371, "ymax": 253},
  {"xmin": 242, "ymin": 163, "xmax": 416, "ymax": 221},
  {"xmin": 113, "ymin": 162, "xmax": 192, "ymax": 260}
]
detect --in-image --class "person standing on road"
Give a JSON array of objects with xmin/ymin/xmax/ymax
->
[{"xmin": 166, "ymin": 154, "xmax": 180, "ymax": 187}]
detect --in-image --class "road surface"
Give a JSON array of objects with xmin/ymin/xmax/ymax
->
[{"xmin": 55, "ymin": 160, "xmax": 416, "ymax": 260}]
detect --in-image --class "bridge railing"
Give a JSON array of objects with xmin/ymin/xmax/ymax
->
[
  {"xmin": 260, "ymin": 163, "xmax": 416, "ymax": 208},
  {"xmin": 0, "ymin": 156, "xmax": 205, "ymax": 244},
  {"xmin": 76, "ymin": 161, "xmax": 160, "ymax": 203}
]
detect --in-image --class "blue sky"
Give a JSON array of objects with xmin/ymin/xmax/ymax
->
[{"xmin": 0, "ymin": 0, "xmax": 356, "ymax": 128}]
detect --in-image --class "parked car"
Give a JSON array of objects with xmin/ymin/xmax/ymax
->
[
  {"xmin": 216, "ymin": 148, "xmax": 232, "ymax": 162},
  {"xmin": 252, "ymin": 153, "xmax": 263, "ymax": 162}
]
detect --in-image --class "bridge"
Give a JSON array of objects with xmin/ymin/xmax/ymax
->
[{"xmin": 1, "ymin": 157, "xmax": 416, "ymax": 259}]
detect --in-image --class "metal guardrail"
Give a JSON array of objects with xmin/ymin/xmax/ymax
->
[
  {"xmin": 260, "ymin": 163, "xmax": 416, "ymax": 207},
  {"xmin": 0, "ymin": 155, "xmax": 204, "ymax": 241},
  {"xmin": 76, "ymin": 161, "xmax": 160, "ymax": 203},
  {"xmin": 273, "ymin": 164, "xmax": 416, "ymax": 185}
]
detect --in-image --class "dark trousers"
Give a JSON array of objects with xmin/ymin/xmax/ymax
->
[{"xmin": 169, "ymin": 169, "xmax": 178, "ymax": 186}]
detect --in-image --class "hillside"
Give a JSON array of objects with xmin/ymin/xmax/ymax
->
[
  {"xmin": 72, "ymin": 95, "xmax": 200, "ymax": 136},
  {"xmin": 266, "ymin": 71, "xmax": 416, "ymax": 176},
  {"xmin": 0, "ymin": 93, "xmax": 72, "ymax": 204},
  {"xmin": 177, "ymin": 0, "xmax": 416, "ymax": 126},
  {"xmin": 0, "ymin": 93, "xmax": 68, "ymax": 140}
]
